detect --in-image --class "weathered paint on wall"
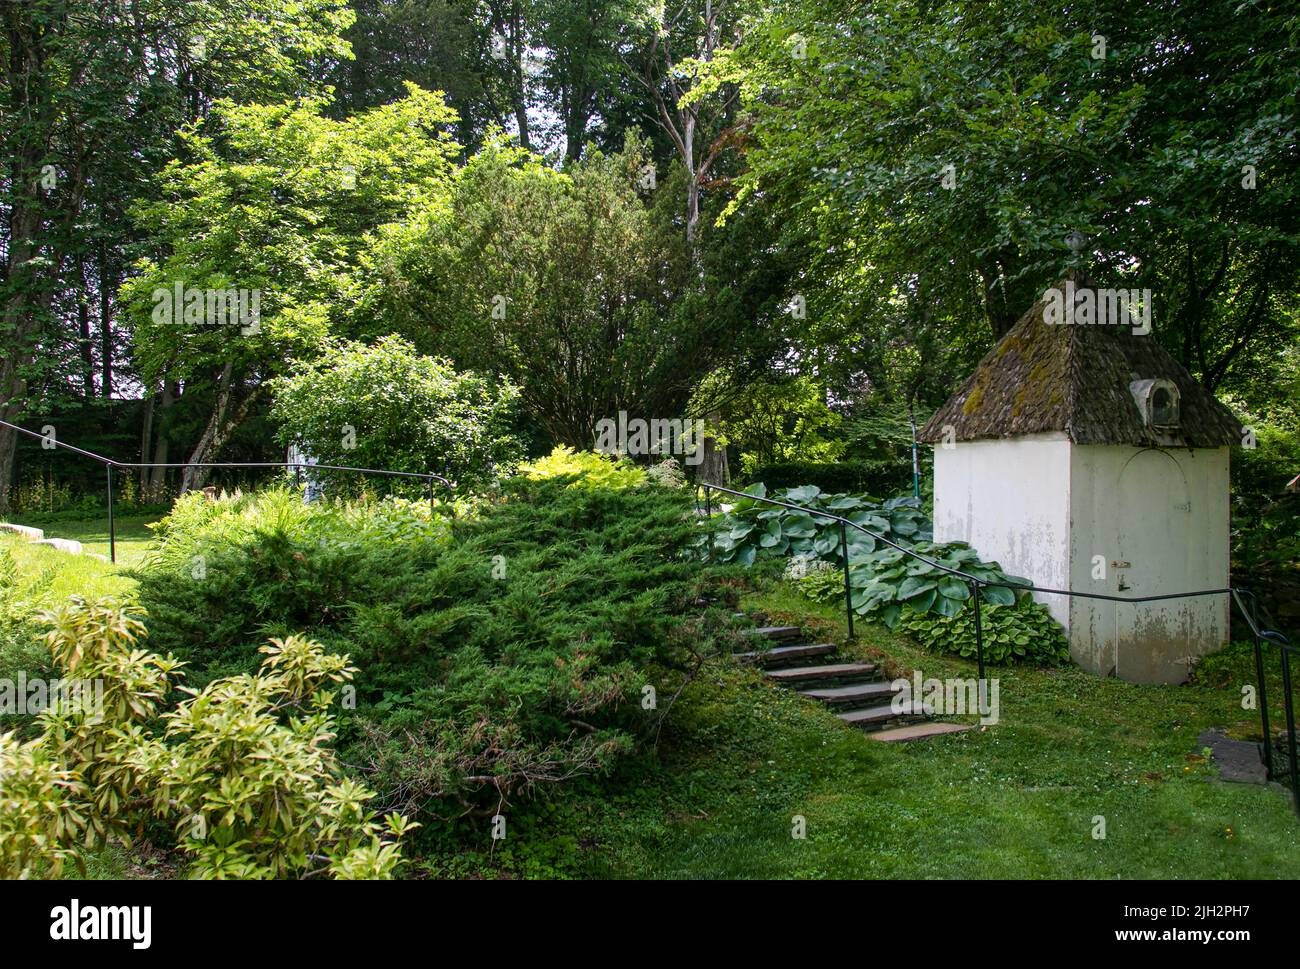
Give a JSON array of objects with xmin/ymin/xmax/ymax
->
[
  {"xmin": 931, "ymin": 433, "xmax": 1073, "ymax": 627},
  {"xmin": 931, "ymin": 439, "xmax": 1230, "ymax": 685},
  {"xmin": 1068, "ymin": 445, "xmax": 1230, "ymax": 684}
]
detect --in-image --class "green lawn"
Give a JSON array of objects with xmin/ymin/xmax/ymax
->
[
  {"xmin": 2, "ymin": 512, "xmax": 159, "ymax": 567},
  {"xmin": 0, "ymin": 531, "xmax": 139, "ymax": 602},
  {"xmin": 538, "ymin": 583, "xmax": 1300, "ymax": 879}
]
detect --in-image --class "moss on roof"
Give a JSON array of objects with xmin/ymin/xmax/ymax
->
[{"xmin": 918, "ymin": 272, "xmax": 1241, "ymax": 448}]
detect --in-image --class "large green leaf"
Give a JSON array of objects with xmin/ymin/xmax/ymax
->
[
  {"xmin": 981, "ymin": 584, "xmax": 1017, "ymax": 606},
  {"xmin": 938, "ymin": 575, "xmax": 969, "ymax": 599},
  {"xmin": 934, "ymin": 593, "xmax": 966, "ymax": 618},
  {"xmin": 783, "ymin": 485, "xmax": 822, "ymax": 503},
  {"xmin": 897, "ymin": 576, "xmax": 938, "ymax": 600}
]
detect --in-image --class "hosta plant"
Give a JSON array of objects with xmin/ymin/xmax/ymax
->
[
  {"xmin": 705, "ymin": 484, "xmax": 1032, "ymax": 625},
  {"xmin": 697, "ymin": 484, "xmax": 932, "ymax": 568},
  {"xmin": 797, "ymin": 567, "xmax": 1066, "ymax": 665},
  {"xmin": 893, "ymin": 595, "xmax": 1071, "ymax": 665}
]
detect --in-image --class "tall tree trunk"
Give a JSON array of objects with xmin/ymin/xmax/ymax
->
[
  {"xmin": 511, "ymin": 0, "xmax": 531, "ymax": 149},
  {"xmin": 77, "ymin": 298, "xmax": 95, "ymax": 398},
  {"xmin": 0, "ymin": 7, "xmax": 48, "ymax": 512},
  {"xmin": 684, "ymin": 123, "xmax": 699, "ymax": 244},
  {"xmin": 99, "ymin": 246, "xmax": 114, "ymax": 398},
  {"xmin": 144, "ymin": 379, "xmax": 178, "ymax": 502},
  {"xmin": 181, "ymin": 362, "xmax": 235, "ymax": 492},
  {"xmin": 698, "ymin": 411, "xmax": 728, "ymax": 485},
  {"xmin": 181, "ymin": 366, "xmax": 260, "ymax": 493}
]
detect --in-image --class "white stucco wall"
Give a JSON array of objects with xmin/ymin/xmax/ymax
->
[
  {"xmin": 931, "ymin": 439, "xmax": 1230, "ymax": 685},
  {"xmin": 1068, "ymin": 445, "xmax": 1230, "ymax": 683},
  {"xmin": 931, "ymin": 433, "xmax": 1073, "ymax": 628}
]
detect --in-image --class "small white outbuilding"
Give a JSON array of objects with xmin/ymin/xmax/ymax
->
[{"xmin": 918, "ymin": 273, "xmax": 1241, "ymax": 684}]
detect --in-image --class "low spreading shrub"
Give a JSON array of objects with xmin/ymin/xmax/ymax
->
[
  {"xmin": 518, "ymin": 445, "xmax": 646, "ymax": 489},
  {"xmin": 132, "ymin": 479, "xmax": 742, "ymax": 825}
]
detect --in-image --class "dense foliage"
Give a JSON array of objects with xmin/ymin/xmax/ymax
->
[
  {"xmin": 131, "ymin": 481, "xmax": 741, "ymax": 827},
  {"xmin": 271, "ymin": 336, "xmax": 522, "ymax": 487},
  {"xmin": 701, "ymin": 0, "xmax": 1300, "ymax": 402},
  {"xmin": 518, "ymin": 445, "xmax": 647, "ymax": 489},
  {"xmin": 739, "ymin": 460, "xmax": 912, "ymax": 500},
  {"xmin": 703, "ymin": 484, "xmax": 1040, "ymax": 636},
  {"xmin": 0, "ymin": 598, "xmax": 413, "ymax": 879}
]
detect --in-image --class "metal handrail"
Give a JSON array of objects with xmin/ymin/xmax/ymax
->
[
  {"xmin": 0, "ymin": 418, "xmax": 455, "ymax": 562},
  {"xmin": 698, "ymin": 481, "xmax": 1282, "ymax": 690}
]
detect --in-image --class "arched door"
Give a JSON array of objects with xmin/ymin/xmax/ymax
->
[{"xmin": 1115, "ymin": 449, "xmax": 1192, "ymax": 682}]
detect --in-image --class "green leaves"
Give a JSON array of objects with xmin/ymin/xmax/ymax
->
[
  {"xmin": 981, "ymin": 584, "xmax": 1018, "ymax": 607},
  {"xmin": 699, "ymin": 485, "xmax": 932, "ymax": 567},
  {"xmin": 893, "ymin": 595, "xmax": 1071, "ymax": 665},
  {"xmin": 713, "ymin": 483, "xmax": 1047, "ymax": 635},
  {"xmin": 6, "ymin": 597, "xmax": 417, "ymax": 880},
  {"xmin": 897, "ymin": 576, "xmax": 938, "ymax": 600},
  {"xmin": 270, "ymin": 335, "xmax": 521, "ymax": 487}
]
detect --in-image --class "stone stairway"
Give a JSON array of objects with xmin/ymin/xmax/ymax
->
[{"xmin": 735, "ymin": 616, "xmax": 973, "ymax": 743}]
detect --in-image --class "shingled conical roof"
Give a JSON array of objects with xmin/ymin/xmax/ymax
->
[{"xmin": 918, "ymin": 273, "xmax": 1241, "ymax": 448}]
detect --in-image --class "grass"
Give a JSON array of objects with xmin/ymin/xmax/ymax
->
[
  {"xmin": 538, "ymin": 582, "xmax": 1300, "ymax": 879},
  {"xmin": 2, "ymin": 512, "xmax": 159, "ymax": 567},
  {"xmin": 0, "ymin": 531, "xmax": 139, "ymax": 602}
]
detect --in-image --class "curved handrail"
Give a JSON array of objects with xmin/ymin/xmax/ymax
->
[
  {"xmin": 0, "ymin": 417, "xmax": 455, "ymax": 562},
  {"xmin": 0, "ymin": 418, "xmax": 452, "ymax": 487},
  {"xmin": 698, "ymin": 481, "xmax": 1289, "ymax": 688}
]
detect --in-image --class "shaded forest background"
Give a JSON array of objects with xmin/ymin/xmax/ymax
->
[{"xmin": 1, "ymin": 0, "xmax": 1297, "ymax": 514}]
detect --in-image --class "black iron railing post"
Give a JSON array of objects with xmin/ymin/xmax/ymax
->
[
  {"xmin": 704, "ymin": 486, "xmax": 713, "ymax": 563},
  {"xmin": 970, "ymin": 579, "xmax": 985, "ymax": 683},
  {"xmin": 840, "ymin": 520, "xmax": 855, "ymax": 640},
  {"xmin": 1282, "ymin": 647, "xmax": 1300, "ymax": 814},
  {"xmin": 106, "ymin": 464, "xmax": 116, "ymax": 563},
  {"xmin": 1254, "ymin": 629, "xmax": 1275, "ymax": 781}
]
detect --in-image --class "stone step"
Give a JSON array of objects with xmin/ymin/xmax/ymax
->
[
  {"xmin": 799, "ymin": 681, "xmax": 902, "ymax": 705},
  {"xmin": 766, "ymin": 662, "xmax": 877, "ymax": 684},
  {"xmin": 837, "ymin": 701, "xmax": 932, "ymax": 727},
  {"xmin": 33, "ymin": 537, "xmax": 83, "ymax": 555},
  {"xmin": 867, "ymin": 722, "xmax": 976, "ymax": 743},
  {"xmin": 736, "ymin": 642, "xmax": 837, "ymax": 664},
  {"xmin": 742, "ymin": 625, "xmax": 802, "ymax": 641},
  {"xmin": 0, "ymin": 522, "xmax": 44, "ymax": 540}
]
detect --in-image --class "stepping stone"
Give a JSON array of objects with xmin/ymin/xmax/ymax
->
[
  {"xmin": 868, "ymin": 722, "xmax": 976, "ymax": 742},
  {"xmin": 742, "ymin": 625, "xmax": 802, "ymax": 641},
  {"xmin": 800, "ymin": 681, "xmax": 901, "ymax": 704},
  {"xmin": 1197, "ymin": 729, "xmax": 1267, "ymax": 784},
  {"xmin": 737, "ymin": 643, "xmax": 836, "ymax": 663},
  {"xmin": 33, "ymin": 538, "xmax": 83, "ymax": 555},
  {"xmin": 85, "ymin": 553, "xmax": 109, "ymax": 562},
  {"xmin": 0, "ymin": 522, "xmax": 43, "ymax": 540},
  {"xmin": 767, "ymin": 662, "xmax": 877, "ymax": 684},
  {"xmin": 837, "ymin": 700, "xmax": 932, "ymax": 727}
]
